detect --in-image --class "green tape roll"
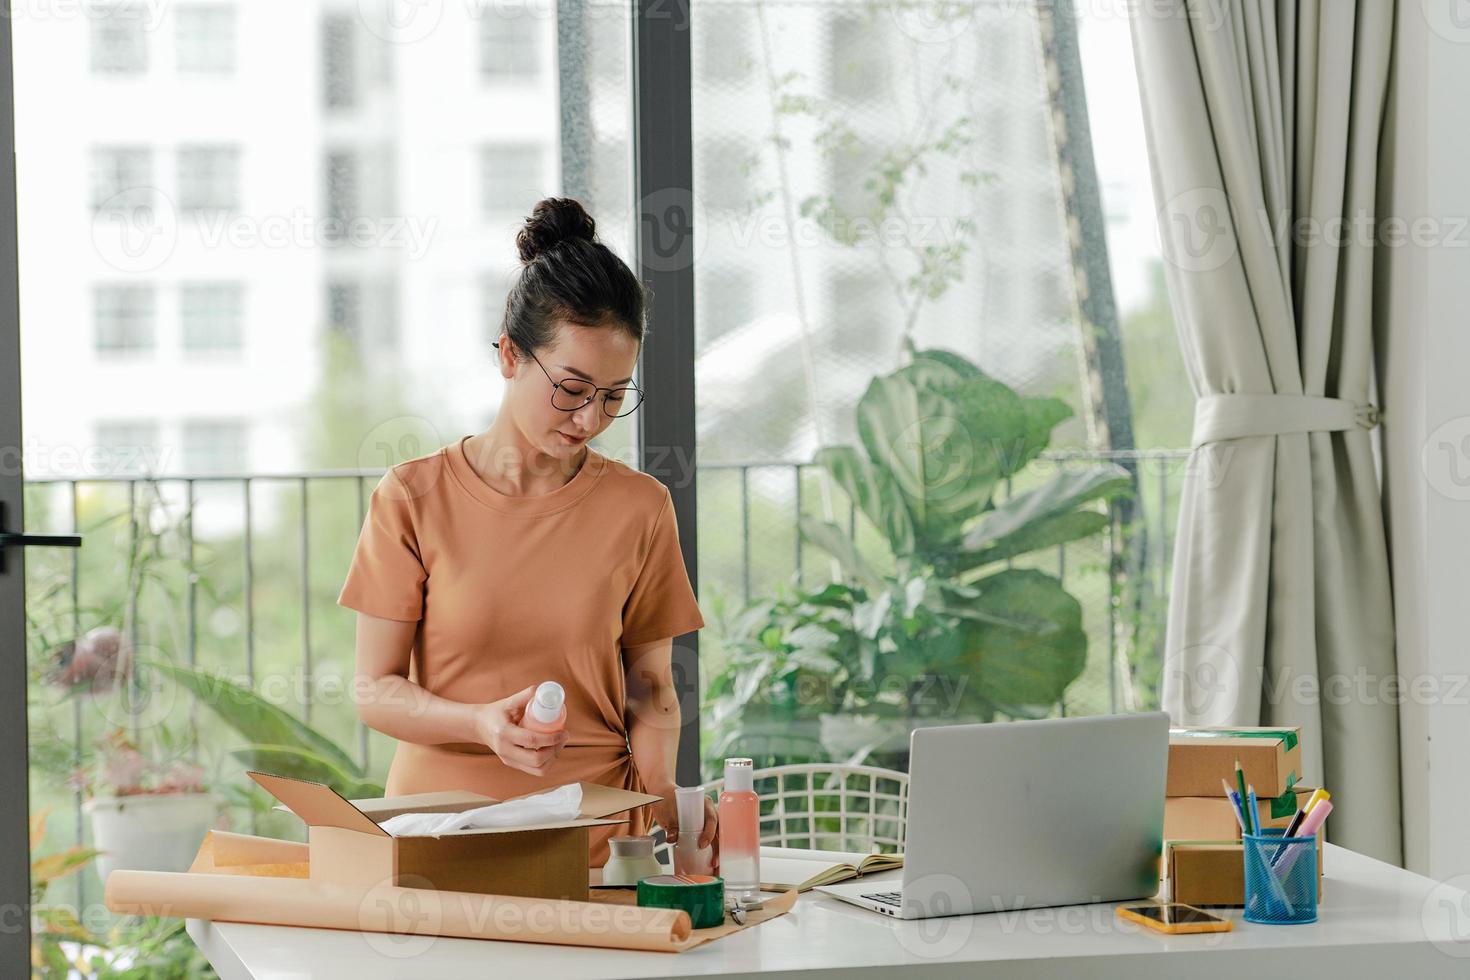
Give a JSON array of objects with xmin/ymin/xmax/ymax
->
[{"xmin": 636, "ymin": 874, "xmax": 725, "ymax": 929}]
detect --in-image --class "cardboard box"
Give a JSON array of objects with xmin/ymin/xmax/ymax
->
[
  {"xmin": 1166, "ymin": 839, "xmax": 1323, "ymax": 907},
  {"xmin": 1167, "ymin": 727, "xmax": 1301, "ymax": 797},
  {"xmin": 1164, "ymin": 785, "xmax": 1321, "ymax": 842},
  {"xmin": 250, "ymin": 771, "xmax": 662, "ymax": 902}
]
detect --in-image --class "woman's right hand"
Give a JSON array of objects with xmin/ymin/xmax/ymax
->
[{"xmin": 473, "ymin": 684, "xmax": 569, "ymax": 777}]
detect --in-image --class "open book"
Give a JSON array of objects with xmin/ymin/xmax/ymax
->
[{"xmin": 757, "ymin": 845, "xmax": 904, "ymax": 893}]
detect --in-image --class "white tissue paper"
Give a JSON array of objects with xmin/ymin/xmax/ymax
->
[{"xmin": 378, "ymin": 782, "xmax": 584, "ymax": 838}]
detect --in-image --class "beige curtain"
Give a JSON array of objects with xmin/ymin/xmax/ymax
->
[{"xmin": 1130, "ymin": 1, "xmax": 1400, "ymax": 861}]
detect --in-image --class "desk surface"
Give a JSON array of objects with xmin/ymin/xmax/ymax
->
[{"xmin": 187, "ymin": 844, "xmax": 1470, "ymax": 980}]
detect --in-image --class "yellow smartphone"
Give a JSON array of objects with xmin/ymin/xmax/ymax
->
[{"xmin": 1116, "ymin": 902, "xmax": 1233, "ymax": 934}]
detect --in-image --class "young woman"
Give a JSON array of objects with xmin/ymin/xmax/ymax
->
[{"xmin": 338, "ymin": 197, "xmax": 717, "ymax": 870}]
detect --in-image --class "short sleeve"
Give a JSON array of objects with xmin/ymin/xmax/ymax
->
[
  {"xmin": 337, "ymin": 468, "xmax": 427, "ymax": 622},
  {"xmin": 621, "ymin": 490, "xmax": 705, "ymax": 646}
]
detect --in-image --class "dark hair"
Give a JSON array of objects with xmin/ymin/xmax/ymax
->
[{"xmin": 501, "ymin": 197, "xmax": 647, "ymax": 359}]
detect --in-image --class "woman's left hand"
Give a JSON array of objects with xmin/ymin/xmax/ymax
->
[{"xmin": 649, "ymin": 784, "xmax": 719, "ymax": 873}]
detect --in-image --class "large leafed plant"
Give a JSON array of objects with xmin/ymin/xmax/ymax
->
[{"xmin": 704, "ymin": 345, "xmax": 1130, "ymax": 770}]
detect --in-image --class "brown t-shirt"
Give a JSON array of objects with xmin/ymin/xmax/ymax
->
[{"xmin": 336, "ymin": 435, "xmax": 704, "ymax": 865}]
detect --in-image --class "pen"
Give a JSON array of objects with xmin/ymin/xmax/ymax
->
[
  {"xmin": 1234, "ymin": 761, "xmax": 1251, "ymax": 833},
  {"xmin": 1279, "ymin": 788, "xmax": 1331, "ymax": 841},
  {"xmin": 1246, "ymin": 784, "xmax": 1260, "ymax": 836},
  {"xmin": 1220, "ymin": 778, "xmax": 1248, "ymax": 833},
  {"xmin": 1272, "ymin": 800, "xmax": 1333, "ymax": 879}
]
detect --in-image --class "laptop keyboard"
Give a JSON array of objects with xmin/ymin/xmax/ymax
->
[{"xmin": 862, "ymin": 891, "xmax": 903, "ymax": 906}]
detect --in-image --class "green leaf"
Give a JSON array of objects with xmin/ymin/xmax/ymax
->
[
  {"xmin": 954, "ymin": 569, "xmax": 1087, "ymax": 707},
  {"xmin": 230, "ymin": 745, "xmax": 382, "ymax": 799},
  {"xmin": 152, "ymin": 662, "xmax": 363, "ymax": 777},
  {"xmin": 798, "ymin": 516, "xmax": 882, "ymax": 591},
  {"xmin": 813, "ymin": 445, "xmax": 915, "ymax": 556},
  {"xmin": 1010, "ymin": 397, "xmax": 1074, "ymax": 477},
  {"xmin": 958, "ymin": 465, "xmax": 1131, "ymax": 567}
]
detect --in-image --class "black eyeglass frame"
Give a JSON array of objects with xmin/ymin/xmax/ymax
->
[{"xmin": 493, "ymin": 339, "xmax": 645, "ymax": 418}]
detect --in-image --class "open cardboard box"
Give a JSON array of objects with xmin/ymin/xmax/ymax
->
[{"xmin": 250, "ymin": 771, "xmax": 662, "ymax": 902}]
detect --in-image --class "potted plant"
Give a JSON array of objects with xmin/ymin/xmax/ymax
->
[
  {"xmin": 705, "ymin": 345, "xmax": 1132, "ymax": 772},
  {"xmin": 73, "ymin": 730, "xmax": 218, "ymax": 883}
]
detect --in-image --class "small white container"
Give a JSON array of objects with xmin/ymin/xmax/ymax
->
[{"xmin": 601, "ymin": 835, "xmax": 663, "ymax": 886}]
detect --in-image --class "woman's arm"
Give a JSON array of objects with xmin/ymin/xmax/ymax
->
[
  {"xmin": 624, "ymin": 637, "xmax": 718, "ymax": 853},
  {"xmin": 352, "ymin": 611, "xmax": 567, "ymax": 776}
]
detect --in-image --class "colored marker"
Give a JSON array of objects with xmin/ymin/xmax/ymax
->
[
  {"xmin": 1246, "ymin": 785, "xmax": 1260, "ymax": 836},
  {"xmin": 1273, "ymin": 800, "xmax": 1333, "ymax": 879},
  {"xmin": 1280, "ymin": 788, "xmax": 1330, "ymax": 840},
  {"xmin": 1221, "ymin": 778, "xmax": 1248, "ymax": 833}
]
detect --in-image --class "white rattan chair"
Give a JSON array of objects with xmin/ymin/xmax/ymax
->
[{"xmin": 698, "ymin": 763, "xmax": 909, "ymax": 854}]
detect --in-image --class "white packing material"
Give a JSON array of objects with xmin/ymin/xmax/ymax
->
[{"xmin": 378, "ymin": 782, "xmax": 584, "ymax": 837}]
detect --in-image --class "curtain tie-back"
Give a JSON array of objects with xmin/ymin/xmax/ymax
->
[{"xmin": 1191, "ymin": 394, "xmax": 1380, "ymax": 448}]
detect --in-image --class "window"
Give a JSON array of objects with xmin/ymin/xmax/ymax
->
[
  {"xmin": 700, "ymin": 8, "xmax": 752, "ymax": 83},
  {"xmin": 181, "ymin": 282, "xmax": 244, "ymax": 354},
  {"xmin": 94, "ymin": 420, "xmax": 162, "ymax": 477},
  {"xmin": 699, "ymin": 139, "xmax": 754, "ymax": 213},
  {"xmin": 479, "ymin": 8, "xmax": 542, "ymax": 80},
  {"xmin": 322, "ymin": 13, "xmax": 358, "ymax": 109},
  {"xmin": 90, "ymin": 4, "xmax": 150, "ymax": 74},
  {"xmin": 826, "ymin": 14, "xmax": 888, "ymax": 103},
  {"xmin": 93, "ymin": 285, "xmax": 155, "ymax": 357},
  {"xmin": 324, "ymin": 146, "xmax": 396, "ymax": 243},
  {"xmin": 177, "ymin": 145, "xmax": 241, "ymax": 212},
  {"xmin": 182, "ymin": 418, "xmax": 249, "ymax": 474},
  {"xmin": 480, "ymin": 144, "xmax": 544, "ymax": 218},
  {"xmin": 175, "ymin": 4, "xmax": 237, "ymax": 73},
  {"xmin": 696, "ymin": 265, "xmax": 755, "ymax": 348},
  {"xmin": 90, "ymin": 147, "xmax": 154, "ymax": 212},
  {"xmin": 326, "ymin": 277, "xmax": 399, "ymax": 350}
]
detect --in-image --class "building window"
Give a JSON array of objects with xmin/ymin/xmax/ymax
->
[
  {"xmin": 479, "ymin": 10, "xmax": 542, "ymax": 80},
  {"xmin": 94, "ymin": 420, "xmax": 161, "ymax": 477},
  {"xmin": 90, "ymin": 147, "xmax": 154, "ymax": 212},
  {"xmin": 175, "ymin": 4, "xmax": 237, "ymax": 73},
  {"xmin": 827, "ymin": 14, "xmax": 888, "ymax": 103},
  {"xmin": 696, "ymin": 265, "xmax": 755, "ymax": 348},
  {"xmin": 177, "ymin": 145, "xmax": 241, "ymax": 212},
  {"xmin": 324, "ymin": 146, "xmax": 395, "ymax": 243},
  {"xmin": 480, "ymin": 144, "xmax": 544, "ymax": 218},
  {"xmin": 699, "ymin": 8, "xmax": 751, "ymax": 83},
  {"xmin": 93, "ymin": 285, "xmax": 156, "ymax": 357},
  {"xmin": 90, "ymin": 4, "xmax": 150, "ymax": 74},
  {"xmin": 182, "ymin": 282, "xmax": 243, "ymax": 354},
  {"xmin": 182, "ymin": 419, "xmax": 248, "ymax": 474},
  {"xmin": 327, "ymin": 277, "xmax": 399, "ymax": 350}
]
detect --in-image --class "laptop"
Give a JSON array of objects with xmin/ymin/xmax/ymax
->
[{"xmin": 815, "ymin": 711, "xmax": 1169, "ymax": 920}]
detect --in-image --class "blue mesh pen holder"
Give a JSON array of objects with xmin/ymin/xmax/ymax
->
[{"xmin": 1242, "ymin": 828, "xmax": 1318, "ymax": 924}]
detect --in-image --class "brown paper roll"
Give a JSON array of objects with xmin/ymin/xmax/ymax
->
[{"xmin": 106, "ymin": 870, "xmax": 693, "ymax": 953}]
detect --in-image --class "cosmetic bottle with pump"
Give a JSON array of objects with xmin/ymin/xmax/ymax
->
[
  {"xmin": 673, "ymin": 786, "xmax": 716, "ymax": 876},
  {"xmin": 718, "ymin": 758, "xmax": 759, "ymax": 902},
  {"xmin": 523, "ymin": 681, "xmax": 566, "ymax": 734}
]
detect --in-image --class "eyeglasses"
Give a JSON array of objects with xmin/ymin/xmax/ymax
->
[{"xmin": 493, "ymin": 340, "xmax": 644, "ymax": 418}]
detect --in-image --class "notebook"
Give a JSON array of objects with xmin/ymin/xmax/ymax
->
[{"xmin": 757, "ymin": 846, "xmax": 904, "ymax": 893}]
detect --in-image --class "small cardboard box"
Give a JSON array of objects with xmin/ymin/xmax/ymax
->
[
  {"xmin": 250, "ymin": 772, "xmax": 662, "ymax": 902},
  {"xmin": 1164, "ymin": 786, "xmax": 1320, "ymax": 842},
  {"xmin": 1167, "ymin": 727, "xmax": 1301, "ymax": 797},
  {"xmin": 1166, "ymin": 839, "xmax": 1323, "ymax": 907}
]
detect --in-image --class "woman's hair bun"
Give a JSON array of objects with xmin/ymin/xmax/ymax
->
[{"xmin": 516, "ymin": 197, "xmax": 597, "ymax": 265}]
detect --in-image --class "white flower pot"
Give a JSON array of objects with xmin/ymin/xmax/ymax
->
[{"xmin": 84, "ymin": 793, "xmax": 218, "ymax": 883}]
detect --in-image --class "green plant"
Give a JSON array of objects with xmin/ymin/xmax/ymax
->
[
  {"xmin": 704, "ymin": 345, "xmax": 1130, "ymax": 769},
  {"xmin": 153, "ymin": 662, "xmax": 382, "ymax": 799}
]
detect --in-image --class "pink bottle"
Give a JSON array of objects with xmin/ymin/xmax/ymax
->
[
  {"xmin": 523, "ymin": 681, "xmax": 566, "ymax": 733},
  {"xmin": 718, "ymin": 758, "xmax": 759, "ymax": 901}
]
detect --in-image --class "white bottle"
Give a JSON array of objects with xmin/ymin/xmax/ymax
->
[
  {"xmin": 524, "ymin": 681, "xmax": 566, "ymax": 733},
  {"xmin": 672, "ymin": 785, "xmax": 715, "ymax": 876}
]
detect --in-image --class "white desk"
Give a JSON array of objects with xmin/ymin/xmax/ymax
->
[{"xmin": 187, "ymin": 844, "xmax": 1470, "ymax": 979}]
